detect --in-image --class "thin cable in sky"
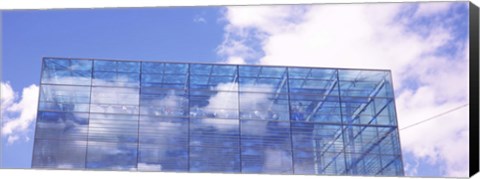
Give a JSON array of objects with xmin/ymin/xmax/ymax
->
[{"xmin": 400, "ymin": 103, "xmax": 469, "ymax": 131}]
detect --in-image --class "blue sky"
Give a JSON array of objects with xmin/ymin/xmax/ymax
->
[
  {"xmin": 0, "ymin": 2, "xmax": 470, "ymax": 177},
  {"xmin": 1, "ymin": 6, "xmax": 225, "ymax": 168}
]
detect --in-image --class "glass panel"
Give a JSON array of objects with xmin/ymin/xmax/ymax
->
[
  {"xmin": 118, "ymin": 61, "xmax": 140, "ymax": 73},
  {"xmin": 40, "ymin": 85, "xmax": 91, "ymax": 104},
  {"xmin": 239, "ymin": 92, "xmax": 289, "ymax": 121},
  {"xmin": 239, "ymin": 66, "xmax": 286, "ymax": 78},
  {"xmin": 92, "ymin": 72, "xmax": 140, "ymax": 87},
  {"xmin": 142, "ymin": 62, "xmax": 164, "ymax": 74},
  {"xmin": 190, "ymin": 64, "xmax": 212, "ymax": 75},
  {"xmin": 35, "ymin": 111, "xmax": 89, "ymax": 140},
  {"xmin": 91, "ymin": 87, "xmax": 139, "ymax": 105},
  {"xmin": 137, "ymin": 116, "xmax": 189, "ymax": 172},
  {"xmin": 342, "ymin": 125, "xmax": 400, "ymax": 176},
  {"xmin": 290, "ymin": 96, "xmax": 342, "ymax": 124},
  {"xmin": 138, "ymin": 144, "xmax": 188, "ymax": 171},
  {"xmin": 42, "ymin": 58, "xmax": 92, "ymax": 85},
  {"xmin": 93, "ymin": 60, "xmax": 115, "ymax": 72},
  {"xmin": 190, "ymin": 90, "xmax": 238, "ymax": 119},
  {"xmin": 32, "ymin": 139, "xmax": 87, "ymax": 169},
  {"xmin": 241, "ymin": 120, "xmax": 293, "ymax": 174},
  {"xmin": 239, "ymin": 77, "xmax": 287, "ymax": 93},
  {"xmin": 141, "ymin": 74, "xmax": 187, "ymax": 88},
  {"xmin": 38, "ymin": 85, "xmax": 91, "ymax": 112},
  {"xmin": 292, "ymin": 124, "xmax": 345, "ymax": 174},
  {"xmin": 39, "ymin": 102, "xmax": 90, "ymax": 113},
  {"xmin": 212, "ymin": 65, "xmax": 237, "ymax": 76},
  {"xmin": 140, "ymin": 89, "xmax": 188, "ymax": 117},
  {"xmin": 86, "ymin": 141, "xmax": 138, "ymax": 170},
  {"xmin": 139, "ymin": 116, "xmax": 188, "ymax": 145},
  {"xmin": 164, "ymin": 63, "xmax": 188, "ymax": 74},
  {"xmin": 190, "ymin": 118, "xmax": 240, "ymax": 172},
  {"xmin": 190, "ymin": 75, "xmax": 235, "ymax": 89},
  {"xmin": 338, "ymin": 70, "xmax": 389, "ymax": 98},
  {"xmin": 93, "ymin": 60, "xmax": 140, "ymax": 73},
  {"xmin": 92, "ymin": 60, "xmax": 140, "ymax": 87},
  {"xmin": 87, "ymin": 113, "xmax": 139, "ymax": 143}
]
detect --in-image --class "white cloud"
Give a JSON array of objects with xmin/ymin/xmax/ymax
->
[
  {"xmin": 6, "ymin": 135, "xmax": 20, "ymax": 144},
  {"xmin": 1, "ymin": 82, "xmax": 39, "ymax": 145},
  {"xmin": 218, "ymin": 2, "xmax": 469, "ymax": 177},
  {"xmin": 1, "ymin": 82, "xmax": 16, "ymax": 112},
  {"xmin": 414, "ymin": 2, "xmax": 453, "ymax": 18},
  {"xmin": 193, "ymin": 16, "xmax": 207, "ymax": 24},
  {"xmin": 226, "ymin": 56, "xmax": 246, "ymax": 64}
]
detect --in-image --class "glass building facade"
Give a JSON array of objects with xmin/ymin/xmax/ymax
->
[{"xmin": 32, "ymin": 57, "xmax": 404, "ymax": 176}]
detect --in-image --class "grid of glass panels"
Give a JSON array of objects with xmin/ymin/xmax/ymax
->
[{"xmin": 32, "ymin": 58, "xmax": 404, "ymax": 176}]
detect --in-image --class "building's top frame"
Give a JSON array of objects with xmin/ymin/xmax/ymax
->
[{"xmin": 42, "ymin": 56, "xmax": 393, "ymax": 72}]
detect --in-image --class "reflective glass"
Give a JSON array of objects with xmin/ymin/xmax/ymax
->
[
  {"xmin": 164, "ymin": 63, "xmax": 188, "ymax": 74},
  {"xmin": 190, "ymin": 118, "xmax": 240, "ymax": 172},
  {"xmin": 241, "ymin": 120, "xmax": 293, "ymax": 174},
  {"xmin": 291, "ymin": 124, "xmax": 345, "ymax": 174},
  {"xmin": 34, "ymin": 58, "xmax": 403, "ymax": 176},
  {"xmin": 86, "ymin": 141, "xmax": 138, "ymax": 170},
  {"xmin": 138, "ymin": 144, "xmax": 188, "ymax": 171},
  {"xmin": 87, "ymin": 113, "xmax": 139, "ymax": 143},
  {"xmin": 42, "ymin": 58, "xmax": 92, "ymax": 85},
  {"xmin": 32, "ymin": 139, "xmax": 87, "ymax": 169},
  {"xmin": 139, "ymin": 115, "xmax": 188, "ymax": 168},
  {"xmin": 35, "ymin": 111, "xmax": 89, "ymax": 140},
  {"xmin": 142, "ymin": 62, "xmax": 164, "ymax": 74}
]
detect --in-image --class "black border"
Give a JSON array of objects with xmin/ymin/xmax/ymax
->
[{"xmin": 469, "ymin": 1, "xmax": 479, "ymax": 177}]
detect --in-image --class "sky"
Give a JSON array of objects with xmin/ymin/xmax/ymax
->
[{"xmin": 0, "ymin": 2, "xmax": 470, "ymax": 177}]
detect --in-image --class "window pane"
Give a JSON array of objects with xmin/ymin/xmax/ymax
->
[
  {"xmin": 91, "ymin": 87, "xmax": 139, "ymax": 106},
  {"xmin": 42, "ymin": 58, "xmax": 92, "ymax": 85},
  {"xmin": 241, "ymin": 120, "xmax": 293, "ymax": 174},
  {"xmin": 190, "ymin": 118, "xmax": 240, "ymax": 172},
  {"xmin": 142, "ymin": 62, "xmax": 164, "ymax": 74},
  {"xmin": 88, "ymin": 113, "xmax": 139, "ymax": 143},
  {"xmin": 86, "ymin": 141, "xmax": 138, "ymax": 170},
  {"xmin": 138, "ymin": 144, "xmax": 188, "ymax": 171},
  {"xmin": 35, "ymin": 111, "xmax": 89, "ymax": 140},
  {"xmin": 40, "ymin": 85, "xmax": 91, "ymax": 104},
  {"xmin": 292, "ymin": 124, "xmax": 345, "ymax": 174},
  {"xmin": 32, "ymin": 139, "xmax": 87, "ymax": 169}
]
